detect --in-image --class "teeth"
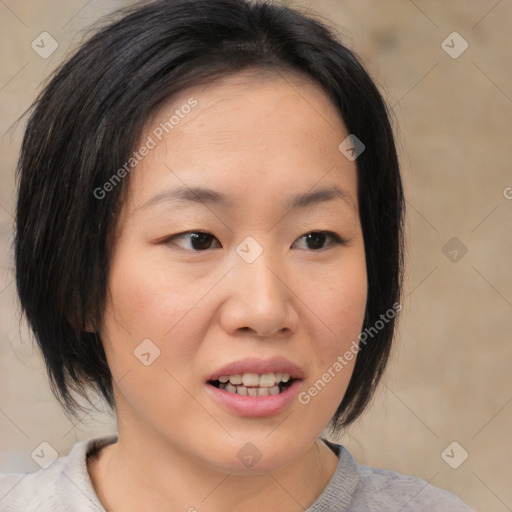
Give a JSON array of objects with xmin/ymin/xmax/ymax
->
[
  {"xmin": 229, "ymin": 374, "xmax": 242, "ymax": 385},
  {"xmin": 225, "ymin": 383, "xmax": 237, "ymax": 393},
  {"xmin": 214, "ymin": 371, "xmax": 295, "ymax": 396},
  {"xmin": 242, "ymin": 373, "xmax": 260, "ymax": 387},
  {"xmin": 219, "ymin": 372, "xmax": 292, "ymax": 386},
  {"xmin": 259, "ymin": 373, "xmax": 276, "ymax": 387}
]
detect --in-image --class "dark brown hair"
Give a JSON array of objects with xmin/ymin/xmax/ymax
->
[{"xmin": 15, "ymin": 0, "xmax": 404, "ymax": 430}]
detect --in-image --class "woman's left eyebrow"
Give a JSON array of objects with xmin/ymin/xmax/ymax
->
[{"xmin": 287, "ymin": 186, "xmax": 355, "ymax": 212}]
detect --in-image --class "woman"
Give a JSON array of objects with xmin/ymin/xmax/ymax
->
[{"xmin": 0, "ymin": 0, "xmax": 473, "ymax": 510}]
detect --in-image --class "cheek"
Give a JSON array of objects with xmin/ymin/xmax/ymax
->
[
  {"xmin": 104, "ymin": 244, "xmax": 216, "ymax": 344},
  {"xmin": 290, "ymin": 249, "xmax": 367, "ymax": 423},
  {"xmin": 100, "ymin": 244, "xmax": 227, "ymax": 400},
  {"xmin": 302, "ymin": 251, "xmax": 368, "ymax": 361},
  {"xmin": 100, "ymin": 248, "xmax": 218, "ymax": 426}
]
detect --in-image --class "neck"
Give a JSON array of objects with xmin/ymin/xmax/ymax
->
[{"xmin": 88, "ymin": 426, "xmax": 338, "ymax": 512}]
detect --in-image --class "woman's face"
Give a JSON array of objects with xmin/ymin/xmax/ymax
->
[{"xmin": 101, "ymin": 70, "xmax": 367, "ymax": 472}]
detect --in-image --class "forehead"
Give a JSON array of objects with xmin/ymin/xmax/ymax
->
[{"xmin": 124, "ymin": 69, "xmax": 356, "ymax": 214}]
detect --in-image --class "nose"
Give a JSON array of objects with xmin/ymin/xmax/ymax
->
[{"xmin": 219, "ymin": 252, "xmax": 299, "ymax": 338}]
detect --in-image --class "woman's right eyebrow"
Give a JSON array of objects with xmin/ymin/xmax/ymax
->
[{"xmin": 139, "ymin": 185, "xmax": 228, "ymax": 210}]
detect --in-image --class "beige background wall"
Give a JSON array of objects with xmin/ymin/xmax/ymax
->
[{"xmin": 1, "ymin": 1, "xmax": 511, "ymax": 511}]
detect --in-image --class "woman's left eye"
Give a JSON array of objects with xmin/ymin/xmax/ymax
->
[{"xmin": 292, "ymin": 231, "xmax": 344, "ymax": 250}]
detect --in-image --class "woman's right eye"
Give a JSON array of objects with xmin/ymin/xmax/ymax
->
[{"xmin": 165, "ymin": 231, "xmax": 221, "ymax": 251}]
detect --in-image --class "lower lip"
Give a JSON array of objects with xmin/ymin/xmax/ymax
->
[{"xmin": 205, "ymin": 380, "xmax": 302, "ymax": 418}]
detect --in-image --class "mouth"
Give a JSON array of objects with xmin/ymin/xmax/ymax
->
[
  {"xmin": 205, "ymin": 358, "xmax": 304, "ymax": 417},
  {"xmin": 208, "ymin": 372, "xmax": 297, "ymax": 396}
]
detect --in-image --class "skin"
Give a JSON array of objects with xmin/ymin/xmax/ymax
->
[{"xmin": 88, "ymin": 69, "xmax": 368, "ymax": 512}]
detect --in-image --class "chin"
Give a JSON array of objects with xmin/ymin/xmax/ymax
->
[{"xmin": 195, "ymin": 434, "xmax": 311, "ymax": 475}]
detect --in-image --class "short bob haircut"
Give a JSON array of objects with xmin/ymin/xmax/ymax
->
[{"xmin": 15, "ymin": 0, "xmax": 404, "ymax": 431}]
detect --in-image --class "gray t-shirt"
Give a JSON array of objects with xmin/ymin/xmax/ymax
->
[{"xmin": 0, "ymin": 435, "xmax": 473, "ymax": 511}]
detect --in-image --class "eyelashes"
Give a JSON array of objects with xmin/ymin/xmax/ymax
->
[
  {"xmin": 164, "ymin": 230, "xmax": 346, "ymax": 252},
  {"xmin": 292, "ymin": 231, "xmax": 345, "ymax": 250},
  {"xmin": 167, "ymin": 231, "xmax": 221, "ymax": 251}
]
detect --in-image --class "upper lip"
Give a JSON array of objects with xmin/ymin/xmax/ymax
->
[{"xmin": 208, "ymin": 357, "xmax": 304, "ymax": 382}]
